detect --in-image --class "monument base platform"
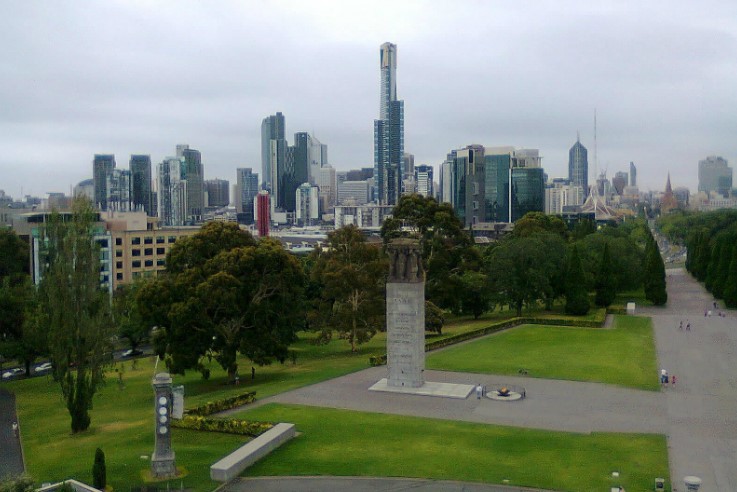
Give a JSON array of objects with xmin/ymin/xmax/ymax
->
[{"xmin": 369, "ymin": 378, "xmax": 474, "ymax": 399}]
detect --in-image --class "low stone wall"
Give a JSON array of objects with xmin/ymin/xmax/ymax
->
[{"xmin": 210, "ymin": 423, "xmax": 296, "ymax": 482}]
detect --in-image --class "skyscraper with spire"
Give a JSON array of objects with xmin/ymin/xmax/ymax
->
[
  {"xmin": 568, "ymin": 135, "xmax": 588, "ymax": 197},
  {"xmin": 373, "ymin": 42, "xmax": 404, "ymax": 205}
]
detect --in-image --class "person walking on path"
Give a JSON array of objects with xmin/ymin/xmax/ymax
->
[
  {"xmin": 12, "ymin": 421, "xmax": 18, "ymax": 438},
  {"xmin": 686, "ymin": 321, "xmax": 691, "ymax": 331},
  {"xmin": 671, "ymin": 375, "xmax": 677, "ymax": 387},
  {"xmin": 476, "ymin": 384, "xmax": 483, "ymax": 400},
  {"xmin": 679, "ymin": 320, "xmax": 683, "ymax": 330}
]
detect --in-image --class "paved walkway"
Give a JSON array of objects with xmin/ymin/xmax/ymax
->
[
  {"xmin": 0, "ymin": 388, "xmax": 25, "ymax": 478},
  {"xmin": 221, "ymin": 268, "xmax": 736, "ymax": 491}
]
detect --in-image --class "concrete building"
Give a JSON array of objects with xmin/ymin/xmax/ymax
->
[
  {"xmin": 205, "ymin": 178, "xmax": 230, "ymax": 208},
  {"xmin": 373, "ymin": 42, "xmax": 404, "ymax": 206},
  {"xmin": 104, "ymin": 211, "xmax": 200, "ymax": 289},
  {"xmin": 338, "ymin": 180, "xmax": 371, "ymax": 206},
  {"xmin": 335, "ymin": 204, "xmax": 394, "ymax": 231},
  {"xmin": 545, "ymin": 182, "xmax": 585, "ymax": 214},
  {"xmin": 315, "ymin": 166, "xmax": 337, "ymax": 215},
  {"xmin": 256, "ymin": 191, "xmax": 270, "ymax": 237},
  {"xmin": 74, "ymin": 179, "xmax": 95, "ymax": 202},
  {"xmin": 295, "ymin": 183, "xmax": 320, "ymax": 226},
  {"xmin": 698, "ymin": 156, "xmax": 732, "ymax": 197},
  {"xmin": 415, "ymin": 165, "xmax": 434, "ymax": 197}
]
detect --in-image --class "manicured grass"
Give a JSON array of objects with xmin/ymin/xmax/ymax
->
[
  {"xmin": 427, "ymin": 315, "xmax": 659, "ymax": 390},
  {"xmin": 8, "ymin": 316, "xmax": 492, "ymax": 490},
  {"xmin": 236, "ymin": 404, "xmax": 670, "ymax": 492}
]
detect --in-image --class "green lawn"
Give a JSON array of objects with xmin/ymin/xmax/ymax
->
[
  {"xmin": 7, "ymin": 317, "xmax": 486, "ymax": 490},
  {"xmin": 427, "ymin": 315, "xmax": 659, "ymax": 390},
  {"xmin": 236, "ymin": 404, "xmax": 670, "ymax": 492}
]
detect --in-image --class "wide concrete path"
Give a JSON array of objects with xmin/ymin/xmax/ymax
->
[
  {"xmin": 222, "ymin": 268, "xmax": 735, "ymax": 491},
  {"xmin": 0, "ymin": 388, "xmax": 25, "ymax": 478},
  {"xmin": 640, "ymin": 268, "xmax": 737, "ymax": 491}
]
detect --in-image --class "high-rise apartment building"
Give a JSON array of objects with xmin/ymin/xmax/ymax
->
[
  {"xmin": 180, "ymin": 147, "xmax": 204, "ymax": 224},
  {"xmin": 93, "ymin": 154, "xmax": 116, "ymax": 210},
  {"xmin": 130, "ymin": 155, "xmax": 153, "ymax": 215},
  {"xmin": 205, "ymin": 179, "xmax": 229, "ymax": 208},
  {"xmin": 373, "ymin": 42, "xmax": 404, "ymax": 206},
  {"xmin": 106, "ymin": 169, "xmax": 132, "ymax": 211},
  {"xmin": 261, "ymin": 112, "xmax": 286, "ymax": 192},
  {"xmin": 256, "ymin": 191, "xmax": 270, "ymax": 237},
  {"xmin": 612, "ymin": 171, "xmax": 628, "ymax": 195},
  {"xmin": 235, "ymin": 168, "xmax": 259, "ymax": 224},
  {"xmin": 338, "ymin": 181, "xmax": 371, "ymax": 206},
  {"xmin": 157, "ymin": 157, "xmax": 187, "ymax": 226},
  {"xmin": 415, "ymin": 165, "xmax": 434, "ymax": 197},
  {"xmin": 568, "ymin": 137, "xmax": 588, "ymax": 195},
  {"xmin": 315, "ymin": 166, "xmax": 337, "ymax": 214},
  {"xmin": 698, "ymin": 156, "xmax": 733, "ymax": 197}
]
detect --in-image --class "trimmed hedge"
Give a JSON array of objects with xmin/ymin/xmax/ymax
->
[
  {"xmin": 184, "ymin": 391, "xmax": 257, "ymax": 417},
  {"xmin": 369, "ymin": 309, "xmax": 609, "ymax": 367},
  {"xmin": 172, "ymin": 415, "xmax": 274, "ymax": 437}
]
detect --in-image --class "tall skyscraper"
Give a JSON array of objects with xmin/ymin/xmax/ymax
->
[
  {"xmin": 373, "ymin": 42, "xmax": 404, "ymax": 206},
  {"xmin": 256, "ymin": 191, "xmax": 270, "ymax": 237},
  {"xmin": 180, "ymin": 146, "xmax": 204, "ymax": 224},
  {"xmin": 484, "ymin": 147, "xmax": 544, "ymax": 223},
  {"xmin": 93, "ymin": 154, "xmax": 116, "ymax": 210},
  {"xmin": 698, "ymin": 156, "xmax": 732, "ymax": 197},
  {"xmin": 629, "ymin": 161, "xmax": 637, "ymax": 187},
  {"xmin": 612, "ymin": 171, "xmax": 628, "ymax": 195},
  {"xmin": 568, "ymin": 136, "xmax": 588, "ymax": 195},
  {"xmin": 157, "ymin": 157, "xmax": 187, "ymax": 226},
  {"xmin": 235, "ymin": 168, "xmax": 259, "ymax": 224},
  {"xmin": 106, "ymin": 169, "xmax": 131, "ymax": 211},
  {"xmin": 130, "ymin": 155, "xmax": 153, "ymax": 215},
  {"xmin": 261, "ymin": 112, "xmax": 286, "ymax": 192}
]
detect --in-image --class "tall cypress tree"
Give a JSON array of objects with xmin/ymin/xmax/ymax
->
[
  {"xmin": 644, "ymin": 232, "xmax": 668, "ymax": 306},
  {"xmin": 595, "ymin": 242, "xmax": 616, "ymax": 307},
  {"xmin": 565, "ymin": 245, "xmax": 590, "ymax": 315},
  {"xmin": 704, "ymin": 240, "xmax": 722, "ymax": 293},
  {"xmin": 712, "ymin": 242, "xmax": 733, "ymax": 299},
  {"xmin": 92, "ymin": 447, "xmax": 106, "ymax": 490}
]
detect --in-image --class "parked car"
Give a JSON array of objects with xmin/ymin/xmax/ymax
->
[
  {"xmin": 35, "ymin": 362, "xmax": 53, "ymax": 374},
  {"xmin": 121, "ymin": 349, "xmax": 143, "ymax": 358},
  {"xmin": 2, "ymin": 368, "xmax": 25, "ymax": 380}
]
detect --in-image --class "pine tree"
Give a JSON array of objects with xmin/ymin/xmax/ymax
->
[
  {"xmin": 595, "ymin": 242, "xmax": 616, "ymax": 307},
  {"xmin": 565, "ymin": 245, "xmax": 590, "ymax": 315},
  {"xmin": 712, "ymin": 242, "xmax": 733, "ymax": 299},
  {"xmin": 92, "ymin": 448, "xmax": 106, "ymax": 490}
]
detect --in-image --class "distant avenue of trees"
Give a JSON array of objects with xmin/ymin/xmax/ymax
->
[{"xmin": 659, "ymin": 209, "xmax": 737, "ymax": 307}]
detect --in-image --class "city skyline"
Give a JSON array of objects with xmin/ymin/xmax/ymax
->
[{"xmin": 1, "ymin": 1, "xmax": 736, "ymax": 199}]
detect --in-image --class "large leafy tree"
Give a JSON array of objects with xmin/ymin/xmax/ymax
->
[
  {"xmin": 513, "ymin": 212, "xmax": 567, "ymax": 239},
  {"xmin": 485, "ymin": 235, "xmax": 561, "ymax": 316},
  {"xmin": 309, "ymin": 226, "xmax": 387, "ymax": 352},
  {"xmin": 112, "ymin": 280, "xmax": 149, "ymax": 352},
  {"xmin": 36, "ymin": 198, "xmax": 113, "ymax": 432},
  {"xmin": 138, "ymin": 224, "xmax": 304, "ymax": 380},
  {"xmin": 381, "ymin": 194, "xmax": 477, "ymax": 312}
]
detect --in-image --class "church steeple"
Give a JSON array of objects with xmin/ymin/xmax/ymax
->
[{"xmin": 661, "ymin": 172, "xmax": 677, "ymax": 213}]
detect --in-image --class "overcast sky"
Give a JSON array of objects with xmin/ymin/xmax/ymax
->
[{"xmin": 2, "ymin": 0, "xmax": 736, "ymax": 200}]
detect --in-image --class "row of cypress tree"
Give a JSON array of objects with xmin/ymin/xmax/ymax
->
[{"xmin": 687, "ymin": 222, "xmax": 737, "ymax": 307}]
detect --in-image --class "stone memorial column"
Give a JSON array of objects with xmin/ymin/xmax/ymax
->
[
  {"xmin": 151, "ymin": 372, "xmax": 177, "ymax": 478},
  {"xmin": 386, "ymin": 238, "xmax": 425, "ymax": 388}
]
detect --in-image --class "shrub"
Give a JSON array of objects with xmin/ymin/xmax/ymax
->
[
  {"xmin": 184, "ymin": 391, "xmax": 257, "ymax": 417},
  {"xmin": 92, "ymin": 448, "xmax": 106, "ymax": 490},
  {"xmin": 172, "ymin": 415, "xmax": 274, "ymax": 437}
]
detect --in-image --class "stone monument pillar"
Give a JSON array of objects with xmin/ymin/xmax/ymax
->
[
  {"xmin": 151, "ymin": 372, "xmax": 177, "ymax": 478},
  {"xmin": 386, "ymin": 238, "xmax": 425, "ymax": 388}
]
